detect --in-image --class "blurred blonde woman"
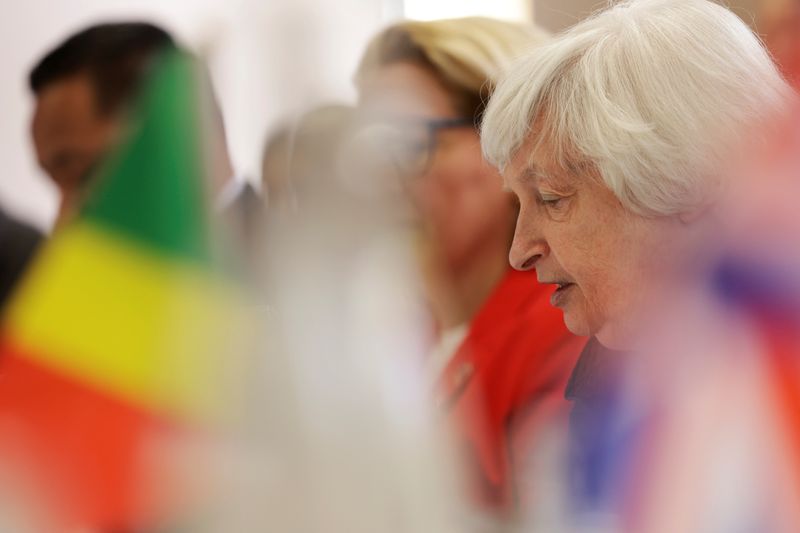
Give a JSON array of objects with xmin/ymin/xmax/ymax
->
[{"xmin": 356, "ymin": 17, "xmax": 585, "ymax": 512}]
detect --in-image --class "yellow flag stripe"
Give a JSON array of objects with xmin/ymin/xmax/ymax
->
[{"xmin": 3, "ymin": 222, "xmax": 245, "ymax": 421}]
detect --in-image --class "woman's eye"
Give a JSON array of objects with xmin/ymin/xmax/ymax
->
[{"xmin": 539, "ymin": 194, "xmax": 565, "ymax": 207}]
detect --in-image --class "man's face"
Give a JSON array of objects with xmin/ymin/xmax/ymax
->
[
  {"xmin": 504, "ymin": 133, "xmax": 679, "ymax": 348},
  {"xmin": 31, "ymin": 74, "xmax": 120, "ymax": 226}
]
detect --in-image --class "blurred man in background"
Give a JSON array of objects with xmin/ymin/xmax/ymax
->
[
  {"xmin": 28, "ymin": 22, "xmax": 257, "ymax": 240},
  {"xmin": 29, "ymin": 23, "xmax": 176, "ymax": 227}
]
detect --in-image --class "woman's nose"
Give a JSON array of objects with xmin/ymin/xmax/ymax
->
[{"xmin": 508, "ymin": 214, "xmax": 548, "ymax": 271}]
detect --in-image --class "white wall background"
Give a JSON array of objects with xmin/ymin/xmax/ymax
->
[
  {"xmin": 0, "ymin": 0, "xmax": 396, "ymax": 230},
  {"xmin": 405, "ymin": 0, "xmax": 531, "ymax": 21},
  {"xmin": 0, "ymin": 0, "xmax": 536, "ymax": 231}
]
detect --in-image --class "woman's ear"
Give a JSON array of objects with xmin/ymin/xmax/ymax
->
[{"xmin": 678, "ymin": 202, "xmax": 713, "ymax": 224}]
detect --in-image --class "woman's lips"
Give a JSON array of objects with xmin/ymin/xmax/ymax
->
[{"xmin": 550, "ymin": 282, "xmax": 575, "ymax": 307}]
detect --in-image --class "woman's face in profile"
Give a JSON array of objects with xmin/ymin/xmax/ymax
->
[
  {"xmin": 503, "ymin": 132, "xmax": 682, "ymax": 348},
  {"xmin": 357, "ymin": 61, "xmax": 514, "ymax": 273}
]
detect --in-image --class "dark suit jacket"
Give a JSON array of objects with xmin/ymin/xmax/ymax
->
[{"xmin": 0, "ymin": 209, "xmax": 42, "ymax": 310}]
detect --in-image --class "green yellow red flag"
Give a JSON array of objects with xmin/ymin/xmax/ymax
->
[{"xmin": 0, "ymin": 49, "xmax": 242, "ymax": 530}]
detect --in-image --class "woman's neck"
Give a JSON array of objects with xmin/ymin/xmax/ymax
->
[{"xmin": 423, "ymin": 239, "xmax": 510, "ymax": 331}]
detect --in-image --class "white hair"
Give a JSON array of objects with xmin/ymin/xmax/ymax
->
[{"xmin": 481, "ymin": 0, "xmax": 793, "ymax": 216}]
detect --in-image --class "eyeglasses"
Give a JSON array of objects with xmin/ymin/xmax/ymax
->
[{"xmin": 372, "ymin": 116, "xmax": 475, "ymax": 178}]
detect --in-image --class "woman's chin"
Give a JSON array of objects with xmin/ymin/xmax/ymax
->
[
  {"xmin": 594, "ymin": 322, "xmax": 638, "ymax": 351},
  {"xmin": 562, "ymin": 308, "xmax": 593, "ymax": 338}
]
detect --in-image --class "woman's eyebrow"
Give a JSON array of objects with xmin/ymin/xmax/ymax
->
[
  {"xmin": 502, "ymin": 162, "xmax": 560, "ymax": 192},
  {"xmin": 502, "ymin": 166, "xmax": 534, "ymax": 192},
  {"xmin": 505, "ymin": 165, "xmax": 542, "ymax": 186}
]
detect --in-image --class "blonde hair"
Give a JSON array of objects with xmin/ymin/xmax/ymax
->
[{"xmin": 355, "ymin": 17, "xmax": 549, "ymax": 120}]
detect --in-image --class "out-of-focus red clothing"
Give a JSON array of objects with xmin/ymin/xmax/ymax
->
[
  {"xmin": 435, "ymin": 269, "xmax": 585, "ymax": 509},
  {"xmin": 763, "ymin": 0, "xmax": 800, "ymax": 89}
]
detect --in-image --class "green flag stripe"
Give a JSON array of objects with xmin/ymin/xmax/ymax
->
[{"xmin": 81, "ymin": 50, "xmax": 210, "ymax": 264}]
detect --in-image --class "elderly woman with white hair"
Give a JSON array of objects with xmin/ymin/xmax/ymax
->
[{"xmin": 481, "ymin": 0, "xmax": 795, "ymax": 527}]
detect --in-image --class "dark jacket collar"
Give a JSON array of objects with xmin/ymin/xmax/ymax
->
[{"xmin": 565, "ymin": 337, "xmax": 623, "ymax": 403}]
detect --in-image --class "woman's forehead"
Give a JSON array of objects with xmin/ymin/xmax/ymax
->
[{"xmin": 506, "ymin": 136, "xmax": 583, "ymax": 189}]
